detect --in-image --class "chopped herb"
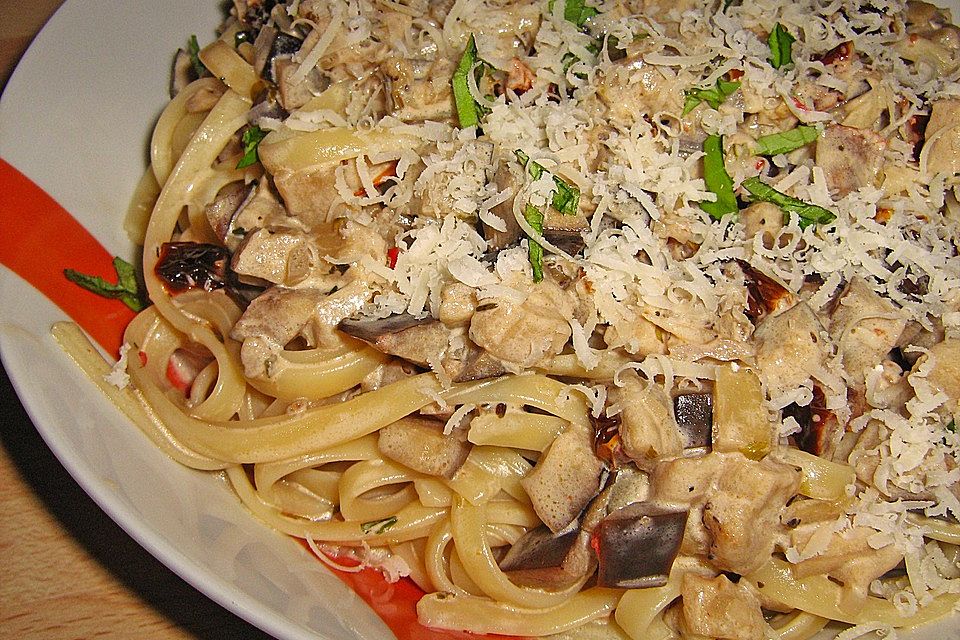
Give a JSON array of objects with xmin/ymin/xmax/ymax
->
[
  {"xmin": 187, "ymin": 35, "xmax": 207, "ymax": 77},
  {"xmin": 767, "ymin": 23, "xmax": 795, "ymax": 69},
  {"xmin": 452, "ymin": 35, "xmax": 490, "ymax": 129},
  {"xmin": 753, "ymin": 125, "xmax": 820, "ymax": 156},
  {"xmin": 236, "ymin": 125, "xmax": 267, "ymax": 169},
  {"xmin": 523, "ymin": 204, "xmax": 545, "ymax": 283},
  {"xmin": 549, "ymin": 0, "xmax": 599, "ymax": 27},
  {"xmin": 360, "ymin": 516, "xmax": 398, "ymax": 535},
  {"xmin": 741, "ymin": 176, "xmax": 836, "ymax": 228},
  {"xmin": 64, "ymin": 257, "xmax": 146, "ymax": 312},
  {"xmin": 514, "ymin": 150, "xmax": 580, "ymax": 215},
  {"xmin": 700, "ymin": 135, "xmax": 738, "ymax": 220},
  {"xmin": 682, "ymin": 78, "xmax": 741, "ymax": 115},
  {"xmin": 947, "ymin": 420, "xmax": 956, "ymax": 433}
]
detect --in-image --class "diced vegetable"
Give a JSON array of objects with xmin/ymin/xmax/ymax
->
[
  {"xmin": 592, "ymin": 503, "xmax": 688, "ymax": 588},
  {"xmin": 767, "ymin": 23, "xmax": 795, "ymax": 69},
  {"xmin": 753, "ymin": 125, "xmax": 820, "ymax": 156},
  {"xmin": 673, "ymin": 393, "xmax": 712, "ymax": 450},
  {"xmin": 499, "ymin": 525, "xmax": 592, "ymax": 589},
  {"xmin": 700, "ymin": 135, "xmax": 738, "ymax": 220},
  {"xmin": 64, "ymin": 256, "xmax": 146, "ymax": 312},
  {"xmin": 682, "ymin": 78, "xmax": 741, "ymax": 115},
  {"xmin": 712, "ymin": 364, "xmax": 772, "ymax": 460},
  {"xmin": 741, "ymin": 176, "xmax": 836, "ymax": 229}
]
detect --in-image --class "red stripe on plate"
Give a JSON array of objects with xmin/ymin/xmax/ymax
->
[{"xmin": 0, "ymin": 157, "xmax": 134, "ymax": 356}]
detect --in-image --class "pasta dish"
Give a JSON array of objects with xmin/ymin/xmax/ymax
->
[{"xmin": 55, "ymin": 0, "xmax": 960, "ymax": 637}]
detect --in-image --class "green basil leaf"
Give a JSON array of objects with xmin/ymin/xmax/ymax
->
[
  {"xmin": 188, "ymin": 35, "xmax": 207, "ymax": 77},
  {"xmin": 523, "ymin": 204, "xmax": 545, "ymax": 283},
  {"xmin": 682, "ymin": 78, "xmax": 741, "ymax": 115},
  {"xmin": 236, "ymin": 125, "xmax": 268, "ymax": 169},
  {"xmin": 453, "ymin": 35, "xmax": 487, "ymax": 129},
  {"xmin": 360, "ymin": 516, "xmax": 398, "ymax": 535},
  {"xmin": 549, "ymin": 0, "xmax": 600, "ymax": 27},
  {"xmin": 700, "ymin": 135, "xmax": 738, "ymax": 220},
  {"xmin": 767, "ymin": 23, "xmax": 795, "ymax": 69},
  {"xmin": 514, "ymin": 150, "xmax": 580, "ymax": 215},
  {"xmin": 741, "ymin": 176, "xmax": 836, "ymax": 229},
  {"xmin": 64, "ymin": 257, "xmax": 146, "ymax": 312},
  {"xmin": 753, "ymin": 125, "xmax": 820, "ymax": 156}
]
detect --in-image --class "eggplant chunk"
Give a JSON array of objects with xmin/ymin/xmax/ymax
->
[
  {"xmin": 339, "ymin": 314, "xmax": 450, "ymax": 368},
  {"xmin": 378, "ymin": 416, "xmax": 470, "ymax": 478},
  {"xmin": 674, "ymin": 393, "xmax": 712, "ymax": 451},
  {"xmin": 498, "ymin": 525, "xmax": 594, "ymax": 589},
  {"xmin": 521, "ymin": 424, "xmax": 605, "ymax": 533},
  {"xmin": 593, "ymin": 502, "xmax": 687, "ymax": 589},
  {"xmin": 542, "ymin": 208, "xmax": 590, "ymax": 255}
]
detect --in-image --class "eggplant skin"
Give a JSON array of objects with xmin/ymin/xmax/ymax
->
[{"xmin": 593, "ymin": 503, "xmax": 687, "ymax": 589}]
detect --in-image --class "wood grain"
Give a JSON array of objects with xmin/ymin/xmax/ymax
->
[{"xmin": 0, "ymin": 2, "xmax": 273, "ymax": 638}]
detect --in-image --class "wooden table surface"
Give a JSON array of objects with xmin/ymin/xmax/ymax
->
[{"xmin": 0, "ymin": 2, "xmax": 273, "ymax": 637}]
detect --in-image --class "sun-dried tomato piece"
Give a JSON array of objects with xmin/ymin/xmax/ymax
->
[{"xmin": 155, "ymin": 242, "xmax": 230, "ymax": 294}]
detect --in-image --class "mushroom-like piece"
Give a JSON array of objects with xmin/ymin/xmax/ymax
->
[
  {"xmin": 469, "ymin": 279, "xmax": 575, "ymax": 373},
  {"xmin": 610, "ymin": 374, "xmax": 683, "ymax": 469},
  {"xmin": 829, "ymin": 277, "xmax": 907, "ymax": 390},
  {"xmin": 521, "ymin": 424, "xmax": 605, "ymax": 533},
  {"xmin": 753, "ymin": 300, "xmax": 830, "ymax": 400},
  {"xmin": 815, "ymin": 125, "xmax": 886, "ymax": 196},
  {"xmin": 912, "ymin": 337, "xmax": 960, "ymax": 411},
  {"xmin": 339, "ymin": 314, "xmax": 451, "ymax": 368},
  {"xmin": 340, "ymin": 313, "xmax": 508, "ymax": 382},
  {"xmin": 231, "ymin": 228, "xmax": 312, "ymax": 286},
  {"xmin": 592, "ymin": 502, "xmax": 687, "ymax": 589},
  {"xmin": 378, "ymin": 416, "xmax": 470, "ymax": 479},
  {"xmin": 923, "ymin": 99, "xmax": 960, "ymax": 176},
  {"xmin": 678, "ymin": 573, "xmax": 772, "ymax": 640}
]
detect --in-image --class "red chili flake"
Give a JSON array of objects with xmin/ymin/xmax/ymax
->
[
  {"xmin": 387, "ymin": 246, "xmax": 400, "ymax": 269},
  {"xmin": 138, "ymin": 351, "xmax": 148, "ymax": 366},
  {"xmin": 727, "ymin": 69, "xmax": 744, "ymax": 81},
  {"xmin": 793, "ymin": 97, "xmax": 808, "ymax": 111},
  {"xmin": 755, "ymin": 158, "xmax": 766, "ymax": 171}
]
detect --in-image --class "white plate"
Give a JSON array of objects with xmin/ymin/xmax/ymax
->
[{"xmin": 0, "ymin": 2, "xmax": 958, "ymax": 640}]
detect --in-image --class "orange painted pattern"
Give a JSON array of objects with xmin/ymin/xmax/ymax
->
[{"xmin": 0, "ymin": 158, "xmax": 134, "ymax": 356}]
